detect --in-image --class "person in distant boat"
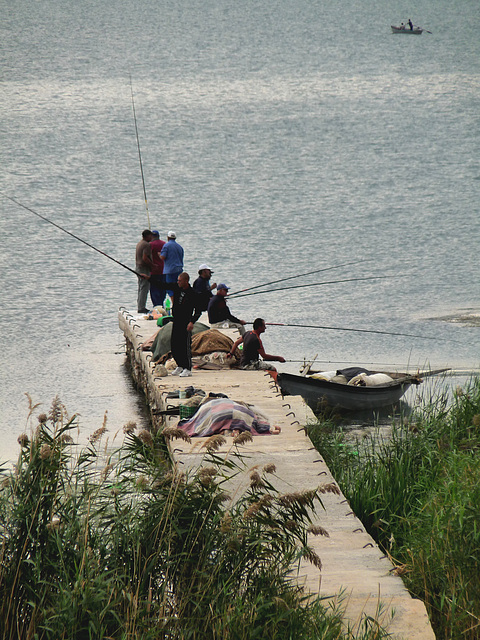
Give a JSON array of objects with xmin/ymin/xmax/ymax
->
[
  {"xmin": 207, "ymin": 283, "xmax": 246, "ymax": 335},
  {"xmin": 193, "ymin": 264, "xmax": 217, "ymax": 312},
  {"xmin": 170, "ymin": 272, "xmax": 202, "ymax": 378},
  {"xmin": 408, "ymin": 18, "xmax": 413, "ymax": 30},
  {"xmin": 160, "ymin": 231, "xmax": 184, "ymax": 299},
  {"xmin": 228, "ymin": 318, "xmax": 285, "ymax": 371},
  {"xmin": 135, "ymin": 229, "xmax": 154, "ymax": 313},
  {"xmin": 149, "ymin": 230, "xmax": 166, "ymax": 307}
]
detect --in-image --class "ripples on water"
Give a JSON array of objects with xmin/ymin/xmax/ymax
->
[{"xmin": 0, "ymin": 0, "xmax": 478, "ymax": 460}]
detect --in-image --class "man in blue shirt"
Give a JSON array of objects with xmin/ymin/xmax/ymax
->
[{"xmin": 160, "ymin": 231, "xmax": 184, "ymax": 298}]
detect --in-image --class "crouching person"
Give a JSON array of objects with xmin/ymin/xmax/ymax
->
[{"xmin": 227, "ymin": 318, "xmax": 285, "ymax": 371}]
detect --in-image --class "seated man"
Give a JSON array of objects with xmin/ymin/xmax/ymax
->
[
  {"xmin": 207, "ymin": 283, "xmax": 246, "ymax": 335},
  {"xmin": 228, "ymin": 318, "xmax": 285, "ymax": 371}
]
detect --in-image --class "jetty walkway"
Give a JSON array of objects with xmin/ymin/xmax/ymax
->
[{"xmin": 119, "ymin": 308, "xmax": 435, "ymax": 640}]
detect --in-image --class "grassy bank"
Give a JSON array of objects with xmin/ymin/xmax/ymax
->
[
  {"xmin": 0, "ymin": 397, "xmax": 390, "ymax": 640},
  {"xmin": 308, "ymin": 376, "xmax": 480, "ymax": 640}
]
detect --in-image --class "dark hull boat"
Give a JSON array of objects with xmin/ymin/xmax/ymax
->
[
  {"xmin": 390, "ymin": 24, "xmax": 423, "ymax": 36},
  {"xmin": 275, "ymin": 369, "xmax": 448, "ymax": 413},
  {"xmin": 391, "ymin": 25, "xmax": 423, "ymax": 34}
]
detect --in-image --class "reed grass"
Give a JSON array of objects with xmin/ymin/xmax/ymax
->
[
  {"xmin": 0, "ymin": 396, "xmax": 390, "ymax": 639},
  {"xmin": 308, "ymin": 376, "xmax": 480, "ymax": 640}
]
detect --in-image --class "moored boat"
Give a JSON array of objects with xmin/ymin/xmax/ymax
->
[{"xmin": 274, "ymin": 368, "xmax": 448, "ymax": 413}]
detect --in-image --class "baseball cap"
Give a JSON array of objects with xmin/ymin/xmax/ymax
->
[
  {"xmin": 217, "ymin": 283, "xmax": 229, "ymax": 291},
  {"xmin": 198, "ymin": 263, "xmax": 213, "ymax": 272},
  {"xmin": 151, "ymin": 230, "xmax": 160, "ymax": 236},
  {"xmin": 167, "ymin": 231, "xmax": 176, "ymax": 239}
]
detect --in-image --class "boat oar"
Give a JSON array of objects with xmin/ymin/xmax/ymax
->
[
  {"xmin": 227, "ymin": 259, "xmax": 370, "ymax": 297},
  {"xmin": 384, "ymin": 368, "xmax": 450, "ymax": 386},
  {"xmin": 2, "ymin": 194, "xmax": 147, "ymax": 278},
  {"xmin": 256, "ymin": 321, "xmax": 463, "ymax": 344},
  {"xmin": 300, "ymin": 353, "xmax": 318, "ymax": 376},
  {"xmin": 228, "ymin": 274, "xmax": 407, "ymax": 299}
]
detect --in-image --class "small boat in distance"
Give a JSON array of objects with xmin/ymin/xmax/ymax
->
[
  {"xmin": 391, "ymin": 24, "xmax": 423, "ymax": 35},
  {"xmin": 273, "ymin": 368, "xmax": 449, "ymax": 413}
]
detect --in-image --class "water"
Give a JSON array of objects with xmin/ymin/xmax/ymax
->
[{"xmin": 1, "ymin": 0, "xmax": 479, "ymax": 461}]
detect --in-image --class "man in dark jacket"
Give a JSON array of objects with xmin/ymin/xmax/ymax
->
[
  {"xmin": 207, "ymin": 283, "xmax": 246, "ymax": 335},
  {"xmin": 193, "ymin": 264, "xmax": 217, "ymax": 312},
  {"xmin": 170, "ymin": 272, "xmax": 201, "ymax": 377}
]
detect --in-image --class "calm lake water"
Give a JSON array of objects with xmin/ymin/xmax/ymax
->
[{"xmin": 1, "ymin": 0, "xmax": 479, "ymax": 461}]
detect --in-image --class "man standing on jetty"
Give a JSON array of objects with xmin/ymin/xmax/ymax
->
[
  {"xmin": 170, "ymin": 272, "xmax": 201, "ymax": 378},
  {"xmin": 135, "ymin": 229, "xmax": 154, "ymax": 313},
  {"xmin": 161, "ymin": 231, "xmax": 184, "ymax": 298},
  {"xmin": 228, "ymin": 318, "xmax": 285, "ymax": 370},
  {"xmin": 193, "ymin": 264, "xmax": 217, "ymax": 312},
  {"xmin": 149, "ymin": 230, "xmax": 165, "ymax": 307}
]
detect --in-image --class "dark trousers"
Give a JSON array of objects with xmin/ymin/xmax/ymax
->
[
  {"xmin": 164, "ymin": 271, "xmax": 182, "ymax": 297},
  {"xmin": 150, "ymin": 274, "xmax": 165, "ymax": 307},
  {"xmin": 171, "ymin": 322, "xmax": 192, "ymax": 370}
]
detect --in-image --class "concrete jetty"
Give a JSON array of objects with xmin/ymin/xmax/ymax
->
[{"xmin": 119, "ymin": 308, "xmax": 435, "ymax": 640}]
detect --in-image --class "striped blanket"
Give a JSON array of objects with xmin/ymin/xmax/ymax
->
[{"xmin": 178, "ymin": 398, "xmax": 272, "ymax": 436}]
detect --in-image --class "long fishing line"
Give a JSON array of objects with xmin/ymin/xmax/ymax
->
[
  {"xmin": 129, "ymin": 75, "xmax": 151, "ymax": 230},
  {"xmin": 245, "ymin": 320, "xmax": 463, "ymax": 344},
  {"xmin": 2, "ymin": 194, "xmax": 145, "ymax": 278},
  {"xmin": 227, "ymin": 259, "xmax": 370, "ymax": 297},
  {"xmin": 228, "ymin": 274, "xmax": 406, "ymax": 299},
  {"xmin": 284, "ymin": 360, "xmax": 418, "ymax": 366}
]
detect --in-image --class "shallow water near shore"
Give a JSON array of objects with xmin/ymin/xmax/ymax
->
[{"xmin": 1, "ymin": 0, "xmax": 479, "ymax": 461}]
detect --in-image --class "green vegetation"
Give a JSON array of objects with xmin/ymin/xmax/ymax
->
[
  {"xmin": 308, "ymin": 376, "xmax": 480, "ymax": 640},
  {"xmin": 0, "ymin": 396, "xmax": 390, "ymax": 640}
]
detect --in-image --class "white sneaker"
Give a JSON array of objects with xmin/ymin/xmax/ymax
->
[
  {"xmin": 179, "ymin": 369, "xmax": 192, "ymax": 377},
  {"xmin": 171, "ymin": 367, "xmax": 183, "ymax": 376}
]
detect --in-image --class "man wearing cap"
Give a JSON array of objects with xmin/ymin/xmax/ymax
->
[
  {"xmin": 160, "ymin": 231, "xmax": 184, "ymax": 299},
  {"xmin": 149, "ymin": 230, "xmax": 166, "ymax": 307},
  {"xmin": 207, "ymin": 284, "xmax": 246, "ymax": 335},
  {"xmin": 135, "ymin": 229, "xmax": 154, "ymax": 313},
  {"xmin": 193, "ymin": 264, "xmax": 217, "ymax": 312}
]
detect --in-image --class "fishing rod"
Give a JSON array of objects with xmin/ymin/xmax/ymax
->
[
  {"xmin": 278, "ymin": 360, "xmax": 474, "ymax": 375},
  {"xmin": 129, "ymin": 75, "xmax": 151, "ymax": 230},
  {"xmin": 284, "ymin": 359, "xmax": 417, "ymax": 366},
  {"xmin": 227, "ymin": 259, "xmax": 370, "ymax": 297},
  {"xmin": 2, "ymin": 194, "xmax": 146, "ymax": 278},
  {"xmin": 245, "ymin": 320, "xmax": 463, "ymax": 343},
  {"xmin": 228, "ymin": 274, "xmax": 406, "ymax": 299}
]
